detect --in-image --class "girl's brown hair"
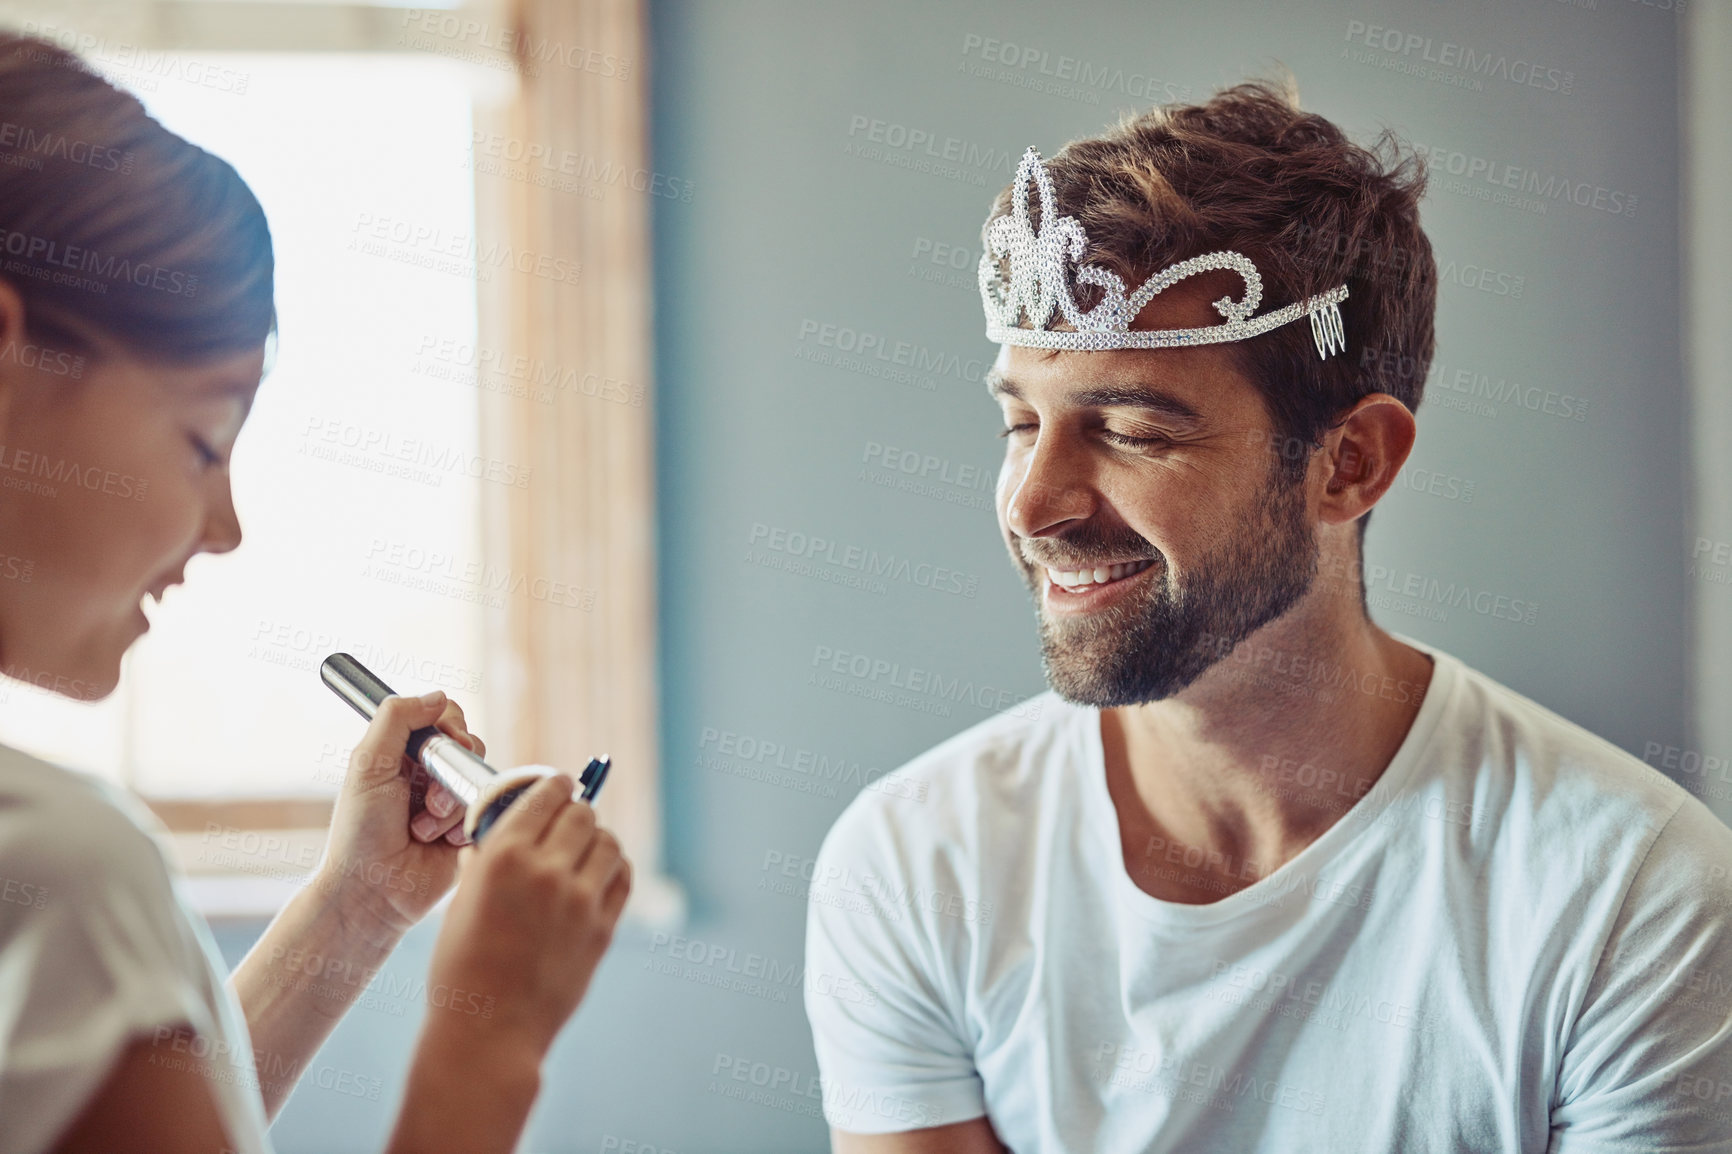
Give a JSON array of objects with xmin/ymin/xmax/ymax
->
[{"xmin": 0, "ymin": 32, "xmax": 273, "ymax": 360}]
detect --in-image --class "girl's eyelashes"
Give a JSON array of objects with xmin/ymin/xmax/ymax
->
[
  {"xmin": 189, "ymin": 434, "xmax": 222, "ymax": 468},
  {"xmin": 998, "ymin": 423, "xmax": 1036, "ymax": 438}
]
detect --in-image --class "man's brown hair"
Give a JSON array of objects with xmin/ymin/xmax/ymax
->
[{"xmin": 982, "ymin": 79, "xmax": 1436, "ymax": 499}]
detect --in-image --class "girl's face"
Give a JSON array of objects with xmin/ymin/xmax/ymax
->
[{"xmin": 0, "ymin": 330, "xmax": 262, "ymax": 700}]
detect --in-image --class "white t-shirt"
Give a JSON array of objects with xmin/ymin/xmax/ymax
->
[
  {"xmin": 804, "ymin": 640, "xmax": 1732, "ymax": 1151},
  {"xmin": 0, "ymin": 743, "xmax": 273, "ymax": 1154}
]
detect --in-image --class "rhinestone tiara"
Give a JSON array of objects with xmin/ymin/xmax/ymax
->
[{"xmin": 979, "ymin": 146, "xmax": 1349, "ymax": 358}]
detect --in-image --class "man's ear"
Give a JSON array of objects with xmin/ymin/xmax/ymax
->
[{"xmin": 1314, "ymin": 393, "xmax": 1417, "ymax": 526}]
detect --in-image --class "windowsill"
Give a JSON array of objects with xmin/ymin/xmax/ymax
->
[
  {"xmin": 180, "ymin": 871, "xmax": 309, "ymax": 921},
  {"xmin": 171, "ymin": 848, "xmax": 688, "ymax": 932},
  {"xmin": 150, "ymin": 799, "xmax": 690, "ymax": 929}
]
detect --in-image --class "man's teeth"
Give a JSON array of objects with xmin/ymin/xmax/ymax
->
[{"xmin": 1046, "ymin": 559, "xmax": 1154, "ymax": 589}]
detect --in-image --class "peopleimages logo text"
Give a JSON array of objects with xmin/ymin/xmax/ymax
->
[
  {"xmin": 1343, "ymin": 20, "xmax": 1574, "ymax": 94},
  {"xmin": 1412, "ymin": 143, "xmax": 1636, "ymax": 218},
  {"xmin": 0, "ymin": 226, "xmax": 196, "ymax": 295}
]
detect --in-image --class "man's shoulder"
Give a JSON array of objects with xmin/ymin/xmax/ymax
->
[
  {"xmin": 816, "ymin": 690, "xmax": 1081, "ymax": 869},
  {"xmin": 1439, "ymin": 650, "xmax": 1728, "ymax": 883},
  {"xmin": 1448, "ymin": 653, "xmax": 1688, "ymax": 799}
]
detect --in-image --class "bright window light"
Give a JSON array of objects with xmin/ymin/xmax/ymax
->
[{"xmin": 0, "ymin": 54, "xmax": 487, "ymax": 798}]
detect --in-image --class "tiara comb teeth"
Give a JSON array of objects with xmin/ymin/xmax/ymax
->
[{"xmin": 979, "ymin": 146, "xmax": 1348, "ymax": 358}]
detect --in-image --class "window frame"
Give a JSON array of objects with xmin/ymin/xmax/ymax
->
[{"xmin": 2, "ymin": 0, "xmax": 676, "ymax": 926}]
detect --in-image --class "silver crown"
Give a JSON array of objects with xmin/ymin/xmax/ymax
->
[{"xmin": 979, "ymin": 146, "xmax": 1348, "ymax": 358}]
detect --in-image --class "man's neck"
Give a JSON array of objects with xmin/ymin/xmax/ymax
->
[{"xmin": 1100, "ymin": 606, "xmax": 1435, "ymax": 905}]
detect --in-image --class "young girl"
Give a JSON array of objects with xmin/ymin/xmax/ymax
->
[{"xmin": 0, "ymin": 32, "xmax": 631, "ymax": 1154}]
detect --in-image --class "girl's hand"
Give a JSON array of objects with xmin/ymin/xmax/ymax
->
[
  {"xmin": 423, "ymin": 772, "xmax": 632, "ymax": 1055},
  {"xmin": 314, "ymin": 689, "xmax": 483, "ymax": 937},
  {"xmin": 388, "ymin": 773, "xmax": 631, "ymax": 1154}
]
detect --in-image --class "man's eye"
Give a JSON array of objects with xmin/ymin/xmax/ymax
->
[
  {"xmin": 998, "ymin": 423, "xmax": 1036, "ymax": 439},
  {"xmin": 1101, "ymin": 429, "xmax": 1174, "ymax": 450}
]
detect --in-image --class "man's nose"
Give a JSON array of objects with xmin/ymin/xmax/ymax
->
[{"xmin": 1002, "ymin": 437, "xmax": 1096, "ymax": 538}]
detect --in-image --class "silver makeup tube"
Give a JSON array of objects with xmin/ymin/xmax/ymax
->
[{"xmin": 319, "ymin": 652, "xmax": 610, "ymax": 841}]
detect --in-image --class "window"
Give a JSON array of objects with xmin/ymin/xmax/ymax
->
[{"xmin": 0, "ymin": 5, "xmax": 673, "ymax": 922}]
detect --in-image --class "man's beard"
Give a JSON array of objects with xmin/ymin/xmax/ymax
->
[{"xmin": 1016, "ymin": 467, "xmax": 1318, "ymax": 707}]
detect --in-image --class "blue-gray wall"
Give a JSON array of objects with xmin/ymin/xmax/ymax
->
[{"xmin": 251, "ymin": 1, "xmax": 1691, "ymax": 1151}]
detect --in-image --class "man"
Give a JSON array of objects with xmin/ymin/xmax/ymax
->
[{"xmin": 803, "ymin": 82, "xmax": 1732, "ymax": 1152}]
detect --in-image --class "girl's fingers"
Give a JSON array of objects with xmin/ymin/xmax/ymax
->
[
  {"xmin": 483, "ymin": 772, "xmax": 575, "ymax": 846},
  {"xmin": 573, "ymin": 829, "xmax": 623, "ymax": 888},
  {"xmin": 426, "ymin": 782, "xmax": 460, "ymax": 819},
  {"xmin": 411, "ymin": 798, "xmax": 465, "ymax": 842},
  {"xmin": 433, "ymin": 702, "xmax": 485, "ymax": 759},
  {"xmin": 542, "ymin": 798, "xmax": 598, "ymax": 862},
  {"xmin": 600, "ymin": 857, "xmax": 632, "ymax": 920},
  {"xmin": 339, "ymin": 691, "xmax": 487, "ymax": 847},
  {"xmin": 451, "ymin": 727, "xmax": 483, "ymax": 757},
  {"xmin": 436, "ymin": 698, "xmax": 466, "ymax": 731},
  {"xmin": 349, "ymin": 692, "xmax": 448, "ymax": 788}
]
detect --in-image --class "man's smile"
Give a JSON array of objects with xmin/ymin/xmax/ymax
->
[
  {"xmin": 1038, "ymin": 557, "xmax": 1161, "ymax": 612},
  {"xmin": 1043, "ymin": 558, "xmax": 1157, "ymax": 593}
]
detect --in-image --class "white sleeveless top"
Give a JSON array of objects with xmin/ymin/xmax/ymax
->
[{"xmin": 0, "ymin": 742, "xmax": 272, "ymax": 1154}]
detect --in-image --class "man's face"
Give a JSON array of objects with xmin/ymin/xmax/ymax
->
[{"xmin": 990, "ymin": 290, "xmax": 1319, "ymax": 707}]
